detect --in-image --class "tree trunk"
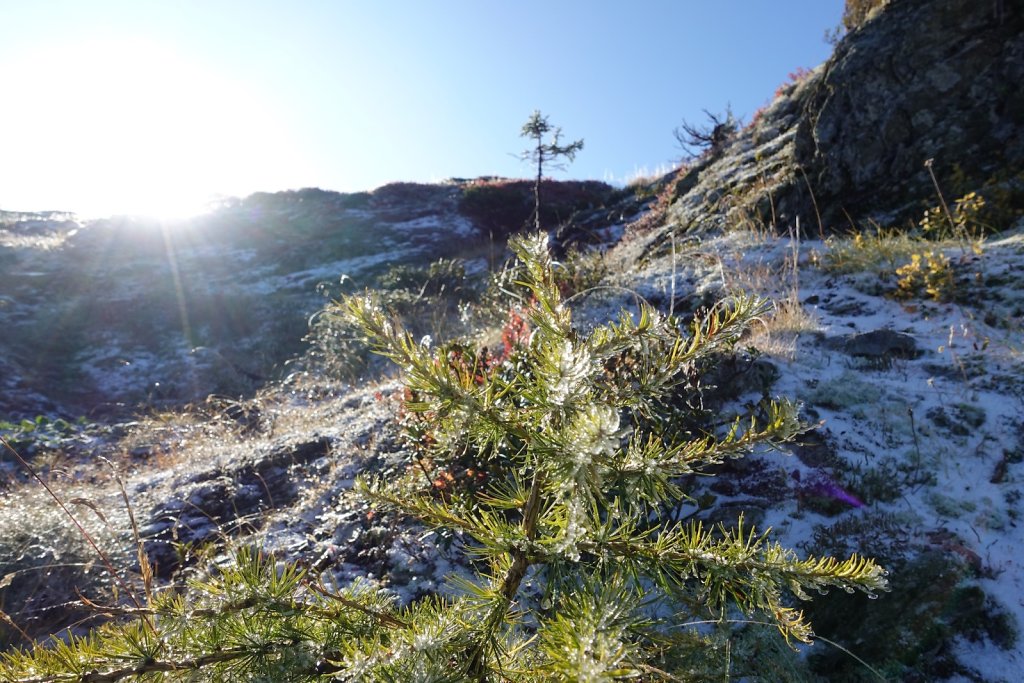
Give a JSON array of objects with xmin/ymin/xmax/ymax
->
[{"xmin": 534, "ymin": 144, "xmax": 543, "ymax": 231}]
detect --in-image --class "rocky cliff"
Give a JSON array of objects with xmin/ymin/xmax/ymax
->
[{"xmin": 667, "ymin": 0, "xmax": 1024, "ymax": 235}]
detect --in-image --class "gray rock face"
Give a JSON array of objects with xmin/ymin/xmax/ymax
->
[
  {"xmin": 669, "ymin": 0, "xmax": 1024, "ymax": 234},
  {"xmin": 795, "ymin": 0, "xmax": 1024, "ymax": 226}
]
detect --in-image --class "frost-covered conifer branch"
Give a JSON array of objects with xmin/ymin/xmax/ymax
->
[{"xmin": 340, "ymin": 233, "xmax": 887, "ymax": 676}]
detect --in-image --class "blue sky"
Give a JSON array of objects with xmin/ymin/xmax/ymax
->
[{"xmin": 0, "ymin": 1, "xmax": 843, "ymax": 217}]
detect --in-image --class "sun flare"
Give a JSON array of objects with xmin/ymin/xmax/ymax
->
[{"xmin": 1, "ymin": 37, "xmax": 308, "ymax": 219}]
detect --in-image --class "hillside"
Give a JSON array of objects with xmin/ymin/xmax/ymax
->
[
  {"xmin": 2, "ymin": 0, "xmax": 1024, "ymax": 680},
  {"xmin": 0, "ymin": 181, "xmax": 615, "ymax": 419}
]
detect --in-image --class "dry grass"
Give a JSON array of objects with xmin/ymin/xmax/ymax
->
[
  {"xmin": 0, "ymin": 473, "xmax": 134, "ymax": 647},
  {"xmin": 814, "ymin": 228, "xmax": 926, "ymax": 275},
  {"xmin": 716, "ymin": 229, "xmax": 821, "ymax": 360},
  {"xmin": 0, "ymin": 373, "xmax": 395, "ymax": 649},
  {"xmin": 744, "ymin": 297, "xmax": 822, "ymax": 360},
  {"xmin": 116, "ymin": 404, "xmax": 244, "ymax": 473},
  {"xmin": 623, "ymin": 163, "xmax": 682, "ymax": 190},
  {"xmin": 722, "ymin": 179, "xmax": 780, "ymax": 241}
]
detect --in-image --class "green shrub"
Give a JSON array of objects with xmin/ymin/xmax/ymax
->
[
  {"xmin": 804, "ymin": 551, "xmax": 1016, "ymax": 681},
  {"xmin": 553, "ymin": 247, "xmax": 609, "ymax": 301},
  {"xmin": 376, "ymin": 258, "xmax": 468, "ymax": 300},
  {"xmin": 0, "ymin": 234, "xmax": 886, "ymax": 681},
  {"xmin": 0, "ymin": 416, "xmax": 86, "ymax": 458},
  {"xmin": 301, "ymin": 303, "xmax": 375, "ymax": 382},
  {"xmin": 302, "ymin": 258, "xmax": 473, "ymax": 382}
]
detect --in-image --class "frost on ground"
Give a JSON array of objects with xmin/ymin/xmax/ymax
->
[
  {"xmin": 614, "ymin": 225, "xmax": 1024, "ymax": 680},
  {"xmin": 2, "ymin": 214, "xmax": 1023, "ymax": 680}
]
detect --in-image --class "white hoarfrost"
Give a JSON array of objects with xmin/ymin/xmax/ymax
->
[
  {"xmin": 568, "ymin": 404, "xmax": 622, "ymax": 467},
  {"xmin": 543, "ymin": 338, "xmax": 592, "ymax": 406}
]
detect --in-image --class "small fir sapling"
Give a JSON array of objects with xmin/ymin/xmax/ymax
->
[{"xmin": 340, "ymin": 233, "xmax": 887, "ymax": 678}]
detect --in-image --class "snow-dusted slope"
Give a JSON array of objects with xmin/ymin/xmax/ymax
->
[{"xmin": 606, "ymin": 225, "xmax": 1024, "ymax": 680}]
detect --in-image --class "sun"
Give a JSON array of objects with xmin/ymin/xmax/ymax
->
[{"xmin": 0, "ymin": 37, "xmax": 307, "ymax": 219}]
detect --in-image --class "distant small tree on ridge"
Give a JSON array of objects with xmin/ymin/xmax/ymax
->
[{"xmin": 518, "ymin": 110, "xmax": 584, "ymax": 231}]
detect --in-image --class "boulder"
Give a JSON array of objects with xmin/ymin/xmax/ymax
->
[
  {"xmin": 794, "ymin": 0, "xmax": 1024, "ymax": 227},
  {"xmin": 836, "ymin": 328, "xmax": 920, "ymax": 359}
]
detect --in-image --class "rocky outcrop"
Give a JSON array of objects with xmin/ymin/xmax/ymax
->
[
  {"xmin": 669, "ymin": 0, "xmax": 1024, "ymax": 235},
  {"xmin": 795, "ymin": 0, "xmax": 1024, "ymax": 226}
]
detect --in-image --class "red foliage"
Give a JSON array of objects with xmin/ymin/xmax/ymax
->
[
  {"xmin": 747, "ymin": 103, "xmax": 769, "ymax": 130},
  {"xmin": 626, "ymin": 166, "xmax": 691, "ymax": 236},
  {"xmin": 498, "ymin": 308, "xmax": 531, "ymax": 363},
  {"xmin": 774, "ymin": 66, "xmax": 813, "ymax": 99}
]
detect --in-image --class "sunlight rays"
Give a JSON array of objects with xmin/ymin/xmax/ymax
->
[{"xmin": 1, "ymin": 37, "xmax": 308, "ymax": 219}]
